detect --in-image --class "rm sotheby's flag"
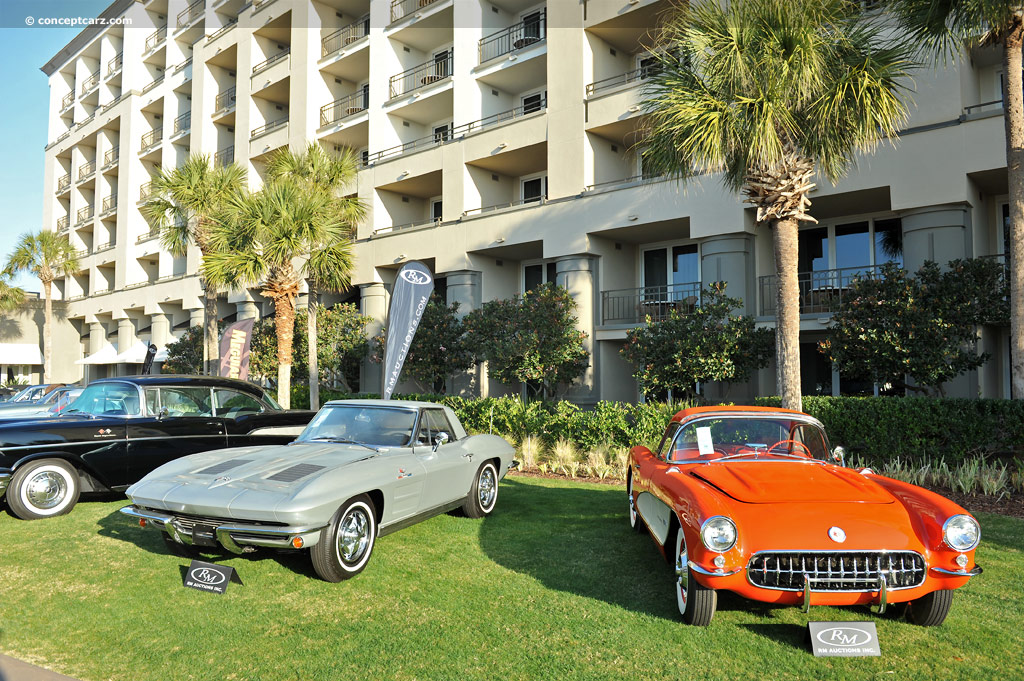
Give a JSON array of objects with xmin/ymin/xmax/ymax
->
[
  {"xmin": 382, "ymin": 261, "xmax": 434, "ymax": 400},
  {"xmin": 219, "ymin": 317, "xmax": 256, "ymax": 380}
]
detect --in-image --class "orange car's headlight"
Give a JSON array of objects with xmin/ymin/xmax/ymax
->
[
  {"xmin": 942, "ymin": 514, "xmax": 980, "ymax": 552},
  {"xmin": 700, "ymin": 516, "xmax": 737, "ymax": 553}
]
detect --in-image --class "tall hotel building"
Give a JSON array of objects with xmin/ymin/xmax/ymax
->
[{"xmin": 37, "ymin": 0, "xmax": 1014, "ymax": 402}]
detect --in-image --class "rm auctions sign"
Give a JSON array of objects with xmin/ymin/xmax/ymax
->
[
  {"xmin": 808, "ymin": 621, "xmax": 881, "ymax": 657},
  {"xmin": 182, "ymin": 559, "xmax": 240, "ymax": 595}
]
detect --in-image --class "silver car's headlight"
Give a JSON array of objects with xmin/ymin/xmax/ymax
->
[
  {"xmin": 942, "ymin": 514, "xmax": 980, "ymax": 552},
  {"xmin": 700, "ymin": 516, "xmax": 737, "ymax": 553}
]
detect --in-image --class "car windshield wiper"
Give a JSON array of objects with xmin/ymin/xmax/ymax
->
[{"xmin": 306, "ymin": 436, "xmax": 380, "ymax": 452}]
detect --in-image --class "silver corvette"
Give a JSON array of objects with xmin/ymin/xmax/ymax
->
[{"xmin": 121, "ymin": 400, "xmax": 517, "ymax": 582}]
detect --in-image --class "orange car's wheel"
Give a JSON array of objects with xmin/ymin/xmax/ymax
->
[
  {"xmin": 628, "ymin": 473, "xmax": 645, "ymax": 534},
  {"xmin": 907, "ymin": 589, "xmax": 954, "ymax": 626},
  {"xmin": 674, "ymin": 527, "xmax": 716, "ymax": 626}
]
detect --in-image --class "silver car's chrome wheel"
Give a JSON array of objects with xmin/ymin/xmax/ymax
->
[
  {"xmin": 312, "ymin": 495, "xmax": 378, "ymax": 582},
  {"xmin": 675, "ymin": 528, "xmax": 688, "ymax": 615},
  {"xmin": 338, "ymin": 506, "xmax": 371, "ymax": 563},
  {"xmin": 478, "ymin": 465, "xmax": 497, "ymax": 511}
]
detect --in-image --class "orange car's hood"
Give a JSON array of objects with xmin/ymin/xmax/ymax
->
[{"xmin": 690, "ymin": 461, "xmax": 894, "ymax": 505}]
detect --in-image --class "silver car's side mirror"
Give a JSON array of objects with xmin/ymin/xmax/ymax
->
[
  {"xmin": 832, "ymin": 446, "xmax": 846, "ymax": 465},
  {"xmin": 433, "ymin": 431, "xmax": 449, "ymax": 452}
]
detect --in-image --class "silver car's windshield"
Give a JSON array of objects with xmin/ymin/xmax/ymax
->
[
  {"xmin": 298, "ymin": 405, "xmax": 417, "ymax": 447},
  {"xmin": 64, "ymin": 382, "xmax": 141, "ymax": 417},
  {"xmin": 670, "ymin": 416, "xmax": 829, "ymax": 463}
]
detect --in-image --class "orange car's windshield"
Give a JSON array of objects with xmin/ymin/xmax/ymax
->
[{"xmin": 669, "ymin": 416, "xmax": 828, "ymax": 462}]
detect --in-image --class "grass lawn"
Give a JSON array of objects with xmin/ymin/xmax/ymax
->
[{"xmin": 0, "ymin": 475, "xmax": 1020, "ymax": 681}]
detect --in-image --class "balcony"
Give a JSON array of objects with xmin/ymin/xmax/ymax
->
[
  {"xmin": 586, "ymin": 65, "xmax": 657, "ymax": 97},
  {"xmin": 107, "ymin": 52, "xmax": 123, "ymax": 76},
  {"xmin": 253, "ymin": 0, "xmax": 280, "ymax": 11},
  {"xmin": 601, "ymin": 282, "xmax": 701, "ymax": 325},
  {"xmin": 145, "ymin": 26, "xmax": 167, "ymax": 52},
  {"xmin": 95, "ymin": 240, "xmax": 116, "ymax": 253},
  {"xmin": 61, "ymin": 92, "xmax": 74, "ymax": 110},
  {"xmin": 77, "ymin": 113, "xmax": 96, "ymax": 130},
  {"xmin": 208, "ymin": 18, "xmax": 237, "ymax": 44},
  {"xmin": 56, "ymin": 216, "xmax": 70, "ymax": 232},
  {"xmin": 101, "ymin": 194, "xmax": 118, "ymax": 216},
  {"xmin": 173, "ymin": 111, "xmax": 192, "ymax": 136},
  {"xmin": 462, "ymin": 195, "xmax": 546, "ymax": 218},
  {"xmin": 962, "ymin": 98, "xmax": 1004, "ymax": 120},
  {"xmin": 76, "ymin": 205, "xmax": 94, "ymax": 225},
  {"xmin": 479, "ymin": 11, "xmax": 546, "ymax": 63},
  {"xmin": 174, "ymin": 57, "xmax": 193, "ymax": 77},
  {"xmin": 101, "ymin": 92, "xmax": 129, "ymax": 113},
  {"xmin": 214, "ymin": 86, "xmax": 236, "ymax": 112},
  {"xmin": 177, "ymin": 0, "xmax": 204, "ymax": 27},
  {"xmin": 136, "ymin": 228, "xmax": 161, "ymax": 243},
  {"xmin": 78, "ymin": 161, "xmax": 96, "ymax": 182},
  {"xmin": 81, "ymin": 68, "xmax": 101, "ymax": 95},
  {"xmin": 103, "ymin": 146, "xmax": 119, "ymax": 167},
  {"xmin": 251, "ymin": 116, "xmax": 288, "ymax": 139},
  {"xmin": 367, "ymin": 128, "xmax": 452, "ymax": 164},
  {"xmin": 141, "ymin": 74, "xmax": 165, "ymax": 94},
  {"xmin": 391, "ymin": 0, "xmax": 439, "ymax": 23},
  {"xmin": 139, "ymin": 181, "xmax": 154, "ymax": 202},
  {"xmin": 322, "ymin": 19, "xmax": 368, "ymax": 57},
  {"xmin": 320, "ymin": 90, "xmax": 368, "ymax": 126},
  {"xmin": 252, "ymin": 48, "xmax": 290, "ymax": 76},
  {"xmin": 140, "ymin": 128, "xmax": 163, "ymax": 152},
  {"xmin": 389, "ymin": 51, "xmax": 452, "ymax": 99},
  {"xmin": 214, "ymin": 145, "xmax": 234, "ymax": 167},
  {"xmin": 451, "ymin": 96, "xmax": 546, "ymax": 137},
  {"xmin": 758, "ymin": 264, "xmax": 884, "ymax": 316},
  {"xmin": 57, "ymin": 174, "xmax": 71, "ymax": 193}
]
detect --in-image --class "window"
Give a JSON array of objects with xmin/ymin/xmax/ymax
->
[
  {"xmin": 642, "ymin": 244, "xmax": 700, "ymax": 302},
  {"xmin": 638, "ymin": 54, "xmax": 658, "ymax": 78},
  {"xmin": 416, "ymin": 408, "xmax": 455, "ymax": 446},
  {"xmin": 522, "ymin": 91, "xmax": 545, "ymax": 114},
  {"xmin": 522, "ymin": 10, "xmax": 544, "ymax": 42},
  {"xmin": 213, "ymin": 389, "xmax": 264, "ymax": 417},
  {"xmin": 657, "ymin": 422, "xmax": 680, "ymax": 458},
  {"xmin": 66, "ymin": 382, "xmax": 141, "ymax": 416},
  {"xmin": 433, "ymin": 123, "xmax": 451, "ymax": 143},
  {"xmin": 159, "ymin": 387, "xmax": 214, "ymax": 417},
  {"xmin": 522, "ymin": 176, "xmax": 546, "ymax": 203},
  {"xmin": 524, "ymin": 261, "xmax": 557, "ymax": 292},
  {"xmin": 360, "ymin": 82, "xmax": 369, "ymax": 109},
  {"xmin": 433, "ymin": 49, "xmax": 451, "ymax": 78},
  {"xmin": 798, "ymin": 218, "xmax": 903, "ymax": 277},
  {"xmin": 431, "ymin": 199, "xmax": 443, "ymax": 221}
]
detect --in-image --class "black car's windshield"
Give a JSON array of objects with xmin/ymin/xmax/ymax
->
[
  {"xmin": 670, "ymin": 416, "xmax": 829, "ymax": 462},
  {"xmin": 65, "ymin": 382, "xmax": 141, "ymax": 417},
  {"xmin": 298, "ymin": 405, "xmax": 417, "ymax": 447}
]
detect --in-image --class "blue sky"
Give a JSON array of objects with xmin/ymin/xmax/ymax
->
[{"xmin": 0, "ymin": 0, "xmax": 112, "ymax": 292}]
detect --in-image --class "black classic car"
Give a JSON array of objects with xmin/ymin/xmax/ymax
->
[{"xmin": 0, "ymin": 376, "xmax": 315, "ymax": 520}]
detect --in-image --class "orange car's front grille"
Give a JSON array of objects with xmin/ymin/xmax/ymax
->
[{"xmin": 747, "ymin": 551, "xmax": 926, "ymax": 592}]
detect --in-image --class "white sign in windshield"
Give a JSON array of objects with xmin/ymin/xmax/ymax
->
[{"xmin": 696, "ymin": 426, "xmax": 714, "ymax": 456}]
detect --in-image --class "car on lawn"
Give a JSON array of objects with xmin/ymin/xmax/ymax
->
[
  {"xmin": 628, "ymin": 406, "xmax": 982, "ymax": 627},
  {"xmin": 0, "ymin": 376, "xmax": 315, "ymax": 520},
  {"xmin": 0, "ymin": 386, "xmax": 82, "ymax": 421},
  {"xmin": 122, "ymin": 399, "xmax": 517, "ymax": 582}
]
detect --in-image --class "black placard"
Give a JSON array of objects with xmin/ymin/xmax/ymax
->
[
  {"xmin": 182, "ymin": 560, "xmax": 240, "ymax": 595},
  {"xmin": 808, "ymin": 621, "xmax": 880, "ymax": 657}
]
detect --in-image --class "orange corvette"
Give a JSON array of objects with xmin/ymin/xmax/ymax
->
[{"xmin": 628, "ymin": 406, "xmax": 982, "ymax": 626}]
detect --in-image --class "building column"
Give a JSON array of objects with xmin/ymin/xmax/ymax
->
[
  {"xmin": 87, "ymin": 322, "xmax": 105, "ymax": 385},
  {"xmin": 236, "ymin": 301, "xmax": 259, "ymax": 320},
  {"xmin": 700, "ymin": 234, "xmax": 755, "ymax": 314},
  {"xmin": 189, "ymin": 308, "xmax": 204, "ymax": 328},
  {"xmin": 150, "ymin": 313, "xmax": 171, "ymax": 349},
  {"xmin": 360, "ymin": 282, "xmax": 388, "ymax": 395},
  {"xmin": 445, "ymin": 270, "xmax": 482, "ymax": 396},
  {"xmin": 556, "ymin": 255, "xmax": 597, "ymax": 406},
  {"xmin": 901, "ymin": 204, "xmax": 969, "ymax": 271},
  {"xmin": 116, "ymin": 317, "xmax": 136, "ymax": 377}
]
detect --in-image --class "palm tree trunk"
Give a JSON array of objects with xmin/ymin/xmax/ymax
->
[
  {"xmin": 204, "ymin": 286, "xmax": 219, "ymax": 376},
  {"xmin": 308, "ymin": 284, "xmax": 320, "ymax": 410},
  {"xmin": 773, "ymin": 217, "xmax": 802, "ymax": 412},
  {"xmin": 1003, "ymin": 31, "xmax": 1024, "ymax": 399},
  {"xmin": 42, "ymin": 279, "xmax": 52, "ymax": 383},
  {"xmin": 275, "ymin": 295, "xmax": 296, "ymax": 409}
]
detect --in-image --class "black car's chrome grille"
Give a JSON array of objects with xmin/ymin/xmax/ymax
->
[
  {"xmin": 196, "ymin": 459, "xmax": 254, "ymax": 475},
  {"xmin": 266, "ymin": 464, "xmax": 325, "ymax": 483},
  {"xmin": 747, "ymin": 551, "xmax": 926, "ymax": 592}
]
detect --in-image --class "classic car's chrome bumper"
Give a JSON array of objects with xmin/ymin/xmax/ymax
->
[
  {"xmin": 0, "ymin": 471, "xmax": 10, "ymax": 499},
  {"xmin": 930, "ymin": 565, "xmax": 984, "ymax": 577},
  {"xmin": 120, "ymin": 505, "xmax": 328, "ymax": 555}
]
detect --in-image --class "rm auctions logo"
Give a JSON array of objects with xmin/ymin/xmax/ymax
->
[
  {"xmin": 815, "ymin": 627, "xmax": 873, "ymax": 648},
  {"xmin": 189, "ymin": 567, "xmax": 227, "ymax": 586},
  {"xmin": 400, "ymin": 269, "xmax": 432, "ymax": 285}
]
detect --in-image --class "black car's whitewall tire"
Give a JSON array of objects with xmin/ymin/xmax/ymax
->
[
  {"xmin": 675, "ymin": 527, "xmax": 716, "ymax": 626},
  {"xmin": 462, "ymin": 461, "xmax": 499, "ymax": 519},
  {"xmin": 311, "ymin": 495, "xmax": 377, "ymax": 582},
  {"xmin": 7, "ymin": 459, "xmax": 81, "ymax": 520}
]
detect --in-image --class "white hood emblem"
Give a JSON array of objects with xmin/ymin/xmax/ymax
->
[{"xmin": 828, "ymin": 526, "xmax": 847, "ymax": 543}]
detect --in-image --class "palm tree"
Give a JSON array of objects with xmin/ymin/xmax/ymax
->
[
  {"xmin": 887, "ymin": 0, "xmax": 1024, "ymax": 398},
  {"xmin": 264, "ymin": 143, "xmax": 364, "ymax": 409},
  {"xmin": 641, "ymin": 0, "xmax": 914, "ymax": 410},
  {"xmin": 5, "ymin": 231, "xmax": 79, "ymax": 382},
  {"xmin": 142, "ymin": 154, "xmax": 247, "ymax": 376},
  {"xmin": 203, "ymin": 179, "xmax": 355, "ymax": 408},
  {"xmin": 0, "ymin": 275, "xmax": 25, "ymax": 313}
]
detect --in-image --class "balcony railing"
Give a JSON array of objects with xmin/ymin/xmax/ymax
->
[
  {"xmin": 177, "ymin": 0, "xmax": 204, "ymax": 27},
  {"xmin": 207, "ymin": 18, "xmax": 238, "ymax": 43},
  {"xmin": 601, "ymin": 282, "xmax": 701, "ymax": 325},
  {"xmin": 101, "ymin": 92, "xmax": 128, "ymax": 113},
  {"xmin": 145, "ymin": 26, "xmax": 167, "ymax": 52},
  {"xmin": 57, "ymin": 174, "xmax": 71, "ymax": 192},
  {"xmin": 61, "ymin": 92, "xmax": 74, "ymax": 110},
  {"xmin": 583, "ymin": 173, "xmax": 666, "ymax": 192},
  {"xmin": 251, "ymin": 116, "xmax": 289, "ymax": 139},
  {"xmin": 586, "ymin": 64, "xmax": 658, "ymax": 97},
  {"xmin": 141, "ymin": 74, "xmax": 165, "ymax": 94},
  {"xmin": 963, "ymin": 99, "xmax": 1004, "ymax": 118},
  {"xmin": 389, "ymin": 51, "xmax": 452, "ymax": 99},
  {"xmin": 391, "ymin": 0, "xmax": 438, "ymax": 23},
  {"xmin": 253, "ymin": 0, "xmax": 279, "ymax": 11},
  {"xmin": 56, "ymin": 216, "xmax": 70, "ymax": 232},
  {"xmin": 758, "ymin": 264, "xmax": 885, "ymax": 316},
  {"xmin": 214, "ymin": 86, "xmax": 236, "ymax": 112},
  {"xmin": 107, "ymin": 52, "xmax": 123, "ymax": 76},
  {"xmin": 76, "ymin": 205, "xmax": 94, "ymax": 224},
  {"xmin": 450, "ymin": 95, "xmax": 546, "ymax": 137},
  {"xmin": 95, "ymin": 240, "xmax": 116, "ymax": 252},
  {"xmin": 322, "ymin": 18, "xmax": 368, "ymax": 57},
  {"xmin": 78, "ymin": 161, "xmax": 96, "ymax": 181},
  {"xmin": 81, "ymin": 68, "xmax": 101, "ymax": 94},
  {"xmin": 214, "ymin": 145, "xmax": 234, "ymax": 167},
  {"xmin": 101, "ymin": 194, "xmax": 118, "ymax": 215},
  {"xmin": 139, "ymin": 181, "xmax": 155, "ymax": 201},
  {"xmin": 366, "ymin": 127, "xmax": 452, "ymax": 164},
  {"xmin": 140, "ymin": 128, "xmax": 163, "ymax": 151},
  {"xmin": 72, "ymin": 248, "xmax": 90, "ymax": 260},
  {"xmin": 252, "ymin": 48, "xmax": 290, "ymax": 75},
  {"xmin": 479, "ymin": 11, "xmax": 546, "ymax": 63},
  {"xmin": 462, "ymin": 195, "xmax": 546, "ymax": 217},
  {"xmin": 77, "ymin": 113, "xmax": 96, "ymax": 130},
  {"xmin": 320, "ymin": 90, "xmax": 368, "ymax": 126},
  {"xmin": 103, "ymin": 146, "xmax": 119, "ymax": 167},
  {"xmin": 173, "ymin": 111, "xmax": 191, "ymax": 135},
  {"xmin": 174, "ymin": 57, "xmax": 193, "ymax": 75},
  {"xmin": 382, "ymin": 217, "xmax": 444, "ymax": 233},
  {"xmin": 137, "ymin": 228, "xmax": 161, "ymax": 243}
]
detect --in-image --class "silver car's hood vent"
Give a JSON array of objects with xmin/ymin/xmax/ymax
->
[
  {"xmin": 196, "ymin": 459, "xmax": 254, "ymax": 475},
  {"xmin": 266, "ymin": 463, "xmax": 326, "ymax": 483}
]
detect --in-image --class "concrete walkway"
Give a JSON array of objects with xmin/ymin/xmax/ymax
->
[{"xmin": 0, "ymin": 655, "xmax": 81, "ymax": 681}]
